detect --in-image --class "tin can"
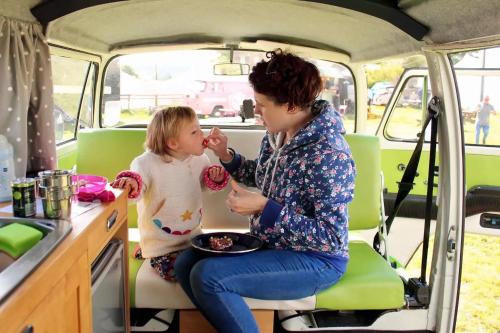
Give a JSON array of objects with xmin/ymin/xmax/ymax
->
[{"xmin": 11, "ymin": 178, "xmax": 37, "ymax": 217}]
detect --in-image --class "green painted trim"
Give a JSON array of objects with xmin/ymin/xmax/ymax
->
[
  {"xmin": 381, "ymin": 149, "xmax": 437, "ymax": 195},
  {"xmin": 382, "ymin": 149, "xmax": 500, "ymax": 196},
  {"xmin": 465, "ymin": 153, "xmax": 500, "ymax": 188}
]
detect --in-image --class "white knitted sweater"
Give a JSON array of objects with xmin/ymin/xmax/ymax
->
[{"xmin": 131, "ymin": 151, "xmax": 211, "ymax": 258}]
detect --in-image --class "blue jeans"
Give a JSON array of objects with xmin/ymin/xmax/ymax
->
[
  {"xmin": 174, "ymin": 248, "xmax": 347, "ymax": 333},
  {"xmin": 476, "ymin": 123, "xmax": 490, "ymax": 144}
]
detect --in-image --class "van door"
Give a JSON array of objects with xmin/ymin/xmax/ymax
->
[{"xmin": 378, "ymin": 47, "xmax": 500, "ymax": 332}]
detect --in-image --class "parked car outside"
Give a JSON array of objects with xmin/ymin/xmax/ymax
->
[
  {"xmin": 369, "ymin": 81, "xmax": 394, "ymax": 105},
  {"xmin": 372, "ymin": 86, "xmax": 395, "ymax": 105}
]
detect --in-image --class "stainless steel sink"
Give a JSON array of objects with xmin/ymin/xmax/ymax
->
[{"xmin": 0, "ymin": 217, "xmax": 72, "ymax": 305}]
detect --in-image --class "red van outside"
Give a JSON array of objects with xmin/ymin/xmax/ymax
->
[{"xmin": 186, "ymin": 79, "xmax": 254, "ymax": 118}]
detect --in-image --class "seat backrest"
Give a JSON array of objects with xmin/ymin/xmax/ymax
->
[
  {"xmin": 344, "ymin": 134, "xmax": 382, "ymax": 230},
  {"xmin": 77, "ymin": 129, "xmax": 382, "ymax": 231},
  {"xmin": 76, "ymin": 128, "xmax": 146, "ymax": 228}
]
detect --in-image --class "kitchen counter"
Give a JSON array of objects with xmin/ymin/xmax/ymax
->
[{"xmin": 0, "ymin": 189, "xmax": 129, "ymax": 333}]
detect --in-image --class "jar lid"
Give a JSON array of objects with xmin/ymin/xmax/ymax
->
[
  {"xmin": 11, "ymin": 178, "xmax": 36, "ymax": 187},
  {"xmin": 38, "ymin": 169, "xmax": 73, "ymax": 177}
]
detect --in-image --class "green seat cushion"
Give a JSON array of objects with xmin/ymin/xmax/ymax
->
[
  {"xmin": 0, "ymin": 223, "xmax": 43, "ymax": 258},
  {"xmin": 316, "ymin": 241, "xmax": 405, "ymax": 310},
  {"xmin": 128, "ymin": 240, "xmax": 144, "ymax": 308}
]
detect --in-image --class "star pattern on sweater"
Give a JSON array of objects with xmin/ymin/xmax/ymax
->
[{"xmin": 181, "ymin": 210, "xmax": 193, "ymax": 221}]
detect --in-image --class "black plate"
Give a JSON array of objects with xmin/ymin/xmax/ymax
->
[{"xmin": 191, "ymin": 232, "xmax": 263, "ymax": 256}]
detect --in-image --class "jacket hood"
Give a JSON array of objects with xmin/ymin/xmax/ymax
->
[{"xmin": 268, "ymin": 100, "xmax": 346, "ymax": 154}]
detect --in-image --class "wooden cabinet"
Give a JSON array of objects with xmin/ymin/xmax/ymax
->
[
  {"xmin": 0, "ymin": 189, "xmax": 129, "ymax": 333},
  {"xmin": 180, "ymin": 310, "xmax": 274, "ymax": 333},
  {"xmin": 17, "ymin": 254, "xmax": 91, "ymax": 333}
]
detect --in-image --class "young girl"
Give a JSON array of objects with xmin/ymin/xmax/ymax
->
[{"xmin": 111, "ymin": 106, "xmax": 229, "ymax": 281}]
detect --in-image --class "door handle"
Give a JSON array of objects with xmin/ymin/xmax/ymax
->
[
  {"xmin": 107, "ymin": 209, "xmax": 118, "ymax": 231},
  {"xmin": 21, "ymin": 325, "xmax": 33, "ymax": 333}
]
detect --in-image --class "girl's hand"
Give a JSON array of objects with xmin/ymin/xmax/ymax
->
[
  {"xmin": 208, "ymin": 166, "xmax": 226, "ymax": 183},
  {"xmin": 111, "ymin": 177, "xmax": 139, "ymax": 197},
  {"xmin": 206, "ymin": 127, "xmax": 232, "ymax": 162},
  {"xmin": 226, "ymin": 180, "xmax": 268, "ymax": 216}
]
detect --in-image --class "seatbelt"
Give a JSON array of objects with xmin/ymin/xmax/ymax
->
[
  {"xmin": 420, "ymin": 97, "xmax": 440, "ymax": 285},
  {"xmin": 373, "ymin": 96, "xmax": 441, "ymax": 306},
  {"xmin": 373, "ymin": 96, "xmax": 440, "ymax": 252}
]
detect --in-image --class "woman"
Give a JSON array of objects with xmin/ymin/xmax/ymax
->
[{"xmin": 174, "ymin": 49, "xmax": 356, "ymax": 333}]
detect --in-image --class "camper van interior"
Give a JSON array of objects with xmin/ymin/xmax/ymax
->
[{"xmin": 0, "ymin": 1, "xmax": 499, "ymax": 332}]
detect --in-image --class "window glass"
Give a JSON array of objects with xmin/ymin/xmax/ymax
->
[
  {"xmin": 51, "ymin": 55, "xmax": 95, "ymax": 143},
  {"xmin": 385, "ymin": 76, "xmax": 431, "ymax": 141},
  {"xmin": 451, "ymin": 47, "xmax": 500, "ymax": 146},
  {"xmin": 317, "ymin": 60, "xmax": 355, "ymax": 133},
  {"xmin": 101, "ymin": 50, "xmax": 355, "ymax": 131},
  {"xmin": 364, "ymin": 55, "xmax": 427, "ymax": 135}
]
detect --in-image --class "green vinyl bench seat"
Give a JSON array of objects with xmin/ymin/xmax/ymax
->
[{"xmin": 77, "ymin": 129, "xmax": 405, "ymax": 311}]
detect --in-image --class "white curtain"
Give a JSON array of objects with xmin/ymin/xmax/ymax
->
[{"xmin": 0, "ymin": 16, "xmax": 56, "ymax": 178}]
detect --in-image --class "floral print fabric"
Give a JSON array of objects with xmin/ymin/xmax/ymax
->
[
  {"xmin": 226, "ymin": 100, "xmax": 356, "ymax": 258},
  {"xmin": 135, "ymin": 246, "xmax": 179, "ymax": 281}
]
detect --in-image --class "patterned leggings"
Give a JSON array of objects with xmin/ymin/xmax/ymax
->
[{"xmin": 134, "ymin": 247, "xmax": 179, "ymax": 281}]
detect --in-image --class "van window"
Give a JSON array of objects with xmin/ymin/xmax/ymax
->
[
  {"xmin": 51, "ymin": 55, "xmax": 95, "ymax": 144},
  {"xmin": 101, "ymin": 50, "xmax": 355, "ymax": 131},
  {"xmin": 451, "ymin": 47, "xmax": 500, "ymax": 146},
  {"xmin": 384, "ymin": 76, "xmax": 431, "ymax": 141},
  {"xmin": 365, "ymin": 55, "xmax": 427, "ymax": 135}
]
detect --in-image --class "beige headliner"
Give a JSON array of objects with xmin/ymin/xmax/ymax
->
[{"xmin": 3, "ymin": 0, "xmax": 500, "ymax": 62}]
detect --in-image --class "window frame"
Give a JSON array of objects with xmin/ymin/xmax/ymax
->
[{"xmin": 381, "ymin": 74, "xmax": 429, "ymax": 142}]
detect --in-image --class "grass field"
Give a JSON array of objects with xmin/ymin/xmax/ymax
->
[{"xmin": 406, "ymin": 233, "xmax": 500, "ymax": 333}]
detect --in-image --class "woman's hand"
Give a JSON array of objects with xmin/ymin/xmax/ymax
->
[
  {"xmin": 206, "ymin": 127, "xmax": 233, "ymax": 162},
  {"xmin": 110, "ymin": 177, "xmax": 139, "ymax": 197},
  {"xmin": 226, "ymin": 180, "xmax": 268, "ymax": 216},
  {"xmin": 208, "ymin": 166, "xmax": 226, "ymax": 183}
]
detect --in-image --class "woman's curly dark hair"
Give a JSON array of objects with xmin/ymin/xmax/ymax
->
[{"xmin": 248, "ymin": 49, "xmax": 322, "ymax": 111}]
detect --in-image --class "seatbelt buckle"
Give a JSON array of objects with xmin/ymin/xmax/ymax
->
[
  {"xmin": 428, "ymin": 96, "xmax": 441, "ymax": 118},
  {"xmin": 407, "ymin": 277, "xmax": 430, "ymax": 306},
  {"xmin": 397, "ymin": 181, "xmax": 414, "ymax": 192}
]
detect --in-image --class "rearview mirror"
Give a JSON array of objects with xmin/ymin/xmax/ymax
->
[{"xmin": 213, "ymin": 63, "xmax": 250, "ymax": 75}]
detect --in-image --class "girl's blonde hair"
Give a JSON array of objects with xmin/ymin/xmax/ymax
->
[{"xmin": 145, "ymin": 106, "xmax": 197, "ymax": 157}]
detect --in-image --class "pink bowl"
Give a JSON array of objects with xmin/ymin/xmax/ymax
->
[{"xmin": 73, "ymin": 174, "xmax": 108, "ymax": 194}]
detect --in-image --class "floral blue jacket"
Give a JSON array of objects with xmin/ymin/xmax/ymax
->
[{"xmin": 223, "ymin": 100, "xmax": 355, "ymax": 258}]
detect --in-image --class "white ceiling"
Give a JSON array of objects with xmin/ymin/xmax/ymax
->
[{"xmin": 3, "ymin": 0, "xmax": 500, "ymax": 62}]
